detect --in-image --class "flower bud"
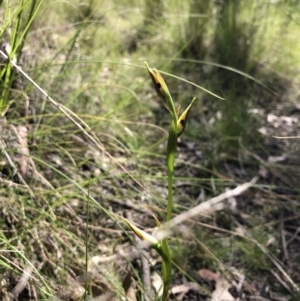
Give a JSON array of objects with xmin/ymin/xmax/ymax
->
[
  {"xmin": 177, "ymin": 97, "xmax": 196, "ymax": 137},
  {"xmin": 125, "ymin": 219, "xmax": 160, "ymax": 247},
  {"xmin": 145, "ymin": 62, "xmax": 174, "ymax": 115}
]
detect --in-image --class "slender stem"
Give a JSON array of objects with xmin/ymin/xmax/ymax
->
[
  {"xmin": 161, "ymin": 239, "xmax": 171, "ymax": 301},
  {"xmin": 159, "ymin": 95, "xmax": 177, "ymax": 301},
  {"xmin": 161, "ymin": 112, "xmax": 177, "ymax": 301},
  {"xmin": 165, "ymin": 90, "xmax": 178, "ymax": 221},
  {"xmin": 166, "ymin": 120, "xmax": 177, "ymax": 222}
]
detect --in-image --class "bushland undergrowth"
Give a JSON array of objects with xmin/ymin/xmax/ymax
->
[{"xmin": 1, "ymin": 0, "xmax": 300, "ymax": 300}]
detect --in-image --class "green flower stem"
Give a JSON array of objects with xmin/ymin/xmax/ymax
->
[
  {"xmin": 141, "ymin": 63, "xmax": 195, "ymax": 301},
  {"xmin": 164, "ymin": 97, "xmax": 178, "ymax": 301},
  {"xmin": 166, "ymin": 118, "xmax": 177, "ymax": 222},
  {"xmin": 161, "ymin": 239, "xmax": 171, "ymax": 301}
]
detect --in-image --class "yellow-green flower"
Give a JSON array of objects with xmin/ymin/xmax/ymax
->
[
  {"xmin": 145, "ymin": 62, "xmax": 175, "ymax": 116},
  {"xmin": 176, "ymin": 97, "xmax": 196, "ymax": 137},
  {"xmin": 125, "ymin": 219, "xmax": 160, "ymax": 247}
]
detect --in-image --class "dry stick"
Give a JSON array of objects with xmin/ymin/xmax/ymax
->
[
  {"xmin": 0, "ymin": 50, "xmax": 145, "ymax": 192},
  {"xmin": 10, "ymin": 263, "xmax": 34, "ymax": 300},
  {"xmin": 273, "ymin": 136, "xmax": 300, "ymax": 139},
  {"xmin": 130, "ymin": 178, "xmax": 257, "ymax": 254},
  {"xmin": 270, "ymin": 270, "xmax": 292, "ymax": 293},
  {"xmin": 157, "ymin": 176, "xmax": 258, "ymax": 241},
  {"xmin": 281, "ymin": 222, "xmax": 289, "ymax": 261}
]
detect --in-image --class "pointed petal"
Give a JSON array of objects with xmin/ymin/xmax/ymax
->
[
  {"xmin": 145, "ymin": 62, "xmax": 174, "ymax": 114},
  {"xmin": 177, "ymin": 97, "xmax": 196, "ymax": 137},
  {"xmin": 125, "ymin": 219, "xmax": 160, "ymax": 246}
]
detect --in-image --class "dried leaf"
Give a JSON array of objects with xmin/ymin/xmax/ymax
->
[
  {"xmin": 198, "ymin": 270, "xmax": 236, "ymax": 301},
  {"xmin": 126, "ymin": 286, "xmax": 137, "ymax": 301},
  {"xmin": 122, "ymin": 271, "xmax": 137, "ymax": 301},
  {"xmin": 212, "ymin": 276, "xmax": 235, "ymax": 301},
  {"xmin": 151, "ymin": 271, "xmax": 163, "ymax": 297},
  {"xmin": 171, "ymin": 282, "xmax": 203, "ymax": 301},
  {"xmin": 198, "ymin": 269, "xmax": 219, "ymax": 281}
]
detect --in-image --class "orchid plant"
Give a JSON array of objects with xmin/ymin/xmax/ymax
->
[{"xmin": 126, "ymin": 62, "xmax": 195, "ymax": 301}]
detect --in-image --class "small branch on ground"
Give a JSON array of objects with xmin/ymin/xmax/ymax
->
[
  {"xmin": 156, "ymin": 176, "xmax": 258, "ymax": 241},
  {"xmin": 9, "ymin": 262, "xmax": 34, "ymax": 300}
]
